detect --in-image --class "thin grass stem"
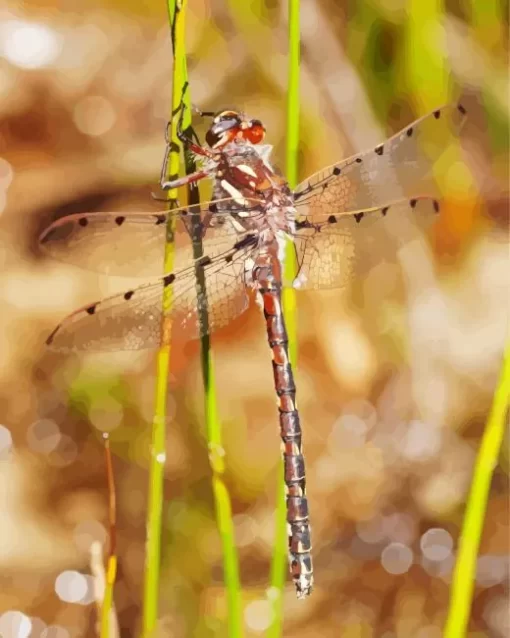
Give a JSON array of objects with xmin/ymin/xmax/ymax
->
[
  {"xmin": 141, "ymin": 1, "xmax": 188, "ymax": 635},
  {"xmin": 100, "ymin": 433, "xmax": 118, "ymax": 638},
  {"xmin": 178, "ymin": 32, "xmax": 244, "ymax": 638},
  {"xmin": 443, "ymin": 341, "xmax": 510, "ymax": 637},
  {"xmin": 144, "ymin": 1, "xmax": 242, "ymax": 634}
]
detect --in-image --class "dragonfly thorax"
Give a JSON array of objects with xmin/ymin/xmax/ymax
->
[{"xmin": 210, "ymin": 143, "xmax": 296, "ymax": 237}]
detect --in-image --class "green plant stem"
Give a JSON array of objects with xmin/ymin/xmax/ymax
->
[
  {"xmin": 101, "ymin": 434, "xmax": 117, "ymax": 638},
  {"xmin": 164, "ymin": 2, "xmax": 243, "ymax": 634},
  {"xmin": 267, "ymin": 1, "xmax": 300, "ymax": 635},
  {"xmin": 179, "ymin": 49, "xmax": 244, "ymax": 638},
  {"xmin": 141, "ymin": 2, "xmax": 188, "ymax": 635},
  {"xmin": 201, "ymin": 356, "xmax": 243, "ymax": 638},
  {"xmin": 443, "ymin": 342, "xmax": 510, "ymax": 638}
]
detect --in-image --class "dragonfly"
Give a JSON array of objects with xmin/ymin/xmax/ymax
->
[{"xmin": 39, "ymin": 101, "xmax": 467, "ymax": 598}]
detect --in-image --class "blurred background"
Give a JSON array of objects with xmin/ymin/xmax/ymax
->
[{"xmin": 0, "ymin": 0, "xmax": 508, "ymax": 637}]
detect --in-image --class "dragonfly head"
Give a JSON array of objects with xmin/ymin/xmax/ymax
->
[{"xmin": 206, "ymin": 110, "xmax": 266, "ymax": 149}]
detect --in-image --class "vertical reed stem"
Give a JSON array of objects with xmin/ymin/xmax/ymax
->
[
  {"xmin": 444, "ymin": 342, "xmax": 510, "ymax": 637},
  {"xmin": 143, "ymin": 1, "xmax": 242, "ymax": 634},
  {"xmin": 101, "ymin": 433, "xmax": 117, "ymax": 638},
  {"xmin": 141, "ymin": 2, "xmax": 188, "ymax": 635}
]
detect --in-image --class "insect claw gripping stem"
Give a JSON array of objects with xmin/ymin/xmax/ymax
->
[{"xmin": 159, "ymin": 81, "xmax": 199, "ymax": 191}]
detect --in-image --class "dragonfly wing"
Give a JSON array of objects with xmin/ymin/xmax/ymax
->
[
  {"xmin": 46, "ymin": 234, "xmax": 259, "ymax": 351},
  {"xmin": 292, "ymin": 198, "xmax": 438, "ymax": 290},
  {"xmin": 294, "ymin": 103, "xmax": 466, "ymax": 217},
  {"xmin": 39, "ymin": 198, "xmax": 264, "ymax": 277}
]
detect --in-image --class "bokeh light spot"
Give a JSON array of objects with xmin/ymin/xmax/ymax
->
[
  {"xmin": 382, "ymin": 512, "xmax": 417, "ymax": 545},
  {"xmin": 476, "ymin": 555, "xmax": 509, "ymax": 587},
  {"xmin": 89, "ymin": 395, "xmax": 123, "ymax": 433},
  {"xmin": 356, "ymin": 516, "xmax": 385, "ymax": 545},
  {"xmin": 483, "ymin": 596, "xmax": 510, "ymax": 636},
  {"xmin": 73, "ymin": 519, "xmax": 107, "ymax": 553},
  {"xmin": 73, "ymin": 96, "xmax": 116, "ymax": 137},
  {"xmin": 420, "ymin": 527, "xmax": 453, "ymax": 561},
  {"xmin": 245, "ymin": 600, "xmax": 272, "ymax": 632},
  {"xmin": 381, "ymin": 542, "xmax": 413, "ymax": 574},
  {"xmin": 0, "ymin": 157, "xmax": 13, "ymax": 188},
  {"xmin": 0, "ymin": 190, "xmax": 6, "ymax": 217},
  {"xmin": 401, "ymin": 420, "xmax": 442, "ymax": 461},
  {"xmin": 1, "ymin": 21, "xmax": 61, "ymax": 69},
  {"xmin": 28, "ymin": 617, "xmax": 47, "ymax": 638},
  {"xmin": 26, "ymin": 419, "xmax": 61, "ymax": 454},
  {"xmin": 0, "ymin": 611, "xmax": 32, "ymax": 638},
  {"xmin": 330, "ymin": 414, "xmax": 368, "ymax": 448},
  {"xmin": 48, "ymin": 435, "xmax": 78, "ymax": 467},
  {"xmin": 54, "ymin": 570, "xmax": 89, "ymax": 604},
  {"xmin": 0, "ymin": 424, "xmax": 13, "ymax": 460},
  {"xmin": 41, "ymin": 626, "xmax": 69, "ymax": 638}
]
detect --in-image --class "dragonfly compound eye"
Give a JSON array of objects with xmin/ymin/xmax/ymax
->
[
  {"xmin": 245, "ymin": 119, "xmax": 266, "ymax": 144},
  {"xmin": 206, "ymin": 111, "xmax": 242, "ymax": 149}
]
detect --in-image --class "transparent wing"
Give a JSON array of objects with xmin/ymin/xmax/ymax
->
[
  {"xmin": 293, "ymin": 103, "xmax": 466, "ymax": 217},
  {"xmin": 39, "ymin": 197, "xmax": 264, "ymax": 277},
  {"xmin": 292, "ymin": 197, "xmax": 438, "ymax": 290},
  {"xmin": 46, "ymin": 234, "xmax": 259, "ymax": 352}
]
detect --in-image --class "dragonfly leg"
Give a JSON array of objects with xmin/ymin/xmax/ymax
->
[
  {"xmin": 176, "ymin": 97, "xmax": 214, "ymax": 158},
  {"xmin": 159, "ymin": 86, "xmax": 215, "ymax": 192},
  {"xmin": 160, "ymin": 170, "xmax": 210, "ymax": 191},
  {"xmin": 160, "ymin": 95, "xmax": 213, "ymax": 190}
]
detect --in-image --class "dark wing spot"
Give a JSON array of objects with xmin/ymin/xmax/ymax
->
[
  {"xmin": 294, "ymin": 185, "xmax": 311, "ymax": 201},
  {"xmin": 124, "ymin": 291, "xmax": 134, "ymax": 300},
  {"xmin": 115, "ymin": 216, "xmax": 125, "ymax": 226},
  {"xmin": 333, "ymin": 167, "xmax": 341, "ymax": 176},
  {"xmin": 458, "ymin": 103, "xmax": 467, "ymax": 115},
  {"xmin": 354, "ymin": 213, "xmax": 364, "ymax": 223},
  {"xmin": 355, "ymin": 157, "xmax": 363, "ymax": 164},
  {"xmin": 410, "ymin": 199, "xmax": 417, "ymax": 208},
  {"xmin": 46, "ymin": 327, "xmax": 58, "ymax": 346},
  {"xmin": 155, "ymin": 215, "xmax": 166, "ymax": 225},
  {"xmin": 298, "ymin": 184, "xmax": 312, "ymax": 198},
  {"xmin": 79, "ymin": 218, "xmax": 88, "ymax": 227},
  {"xmin": 233, "ymin": 234, "xmax": 257, "ymax": 250},
  {"xmin": 295, "ymin": 219, "xmax": 312, "ymax": 230},
  {"xmin": 406, "ymin": 127, "xmax": 413, "ymax": 137},
  {"xmin": 197, "ymin": 255, "xmax": 212, "ymax": 267},
  {"xmin": 327, "ymin": 215, "xmax": 337, "ymax": 224},
  {"xmin": 225, "ymin": 254, "xmax": 233, "ymax": 263},
  {"xmin": 375, "ymin": 145, "xmax": 384, "ymax": 156},
  {"xmin": 164, "ymin": 274, "xmax": 175, "ymax": 287},
  {"xmin": 382, "ymin": 207, "xmax": 389, "ymax": 216},
  {"xmin": 86, "ymin": 304, "xmax": 97, "ymax": 315},
  {"xmin": 433, "ymin": 200, "xmax": 440, "ymax": 213},
  {"xmin": 433, "ymin": 110, "xmax": 441, "ymax": 119}
]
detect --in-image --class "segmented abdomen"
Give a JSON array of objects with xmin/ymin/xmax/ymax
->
[{"xmin": 255, "ymin": 259, "xmax": 313, "ymax": 598}]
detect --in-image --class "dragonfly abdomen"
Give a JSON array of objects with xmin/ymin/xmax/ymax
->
[{"xmin": 255, "ymin": 257, "xmax": 314, "ymax": 598}]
